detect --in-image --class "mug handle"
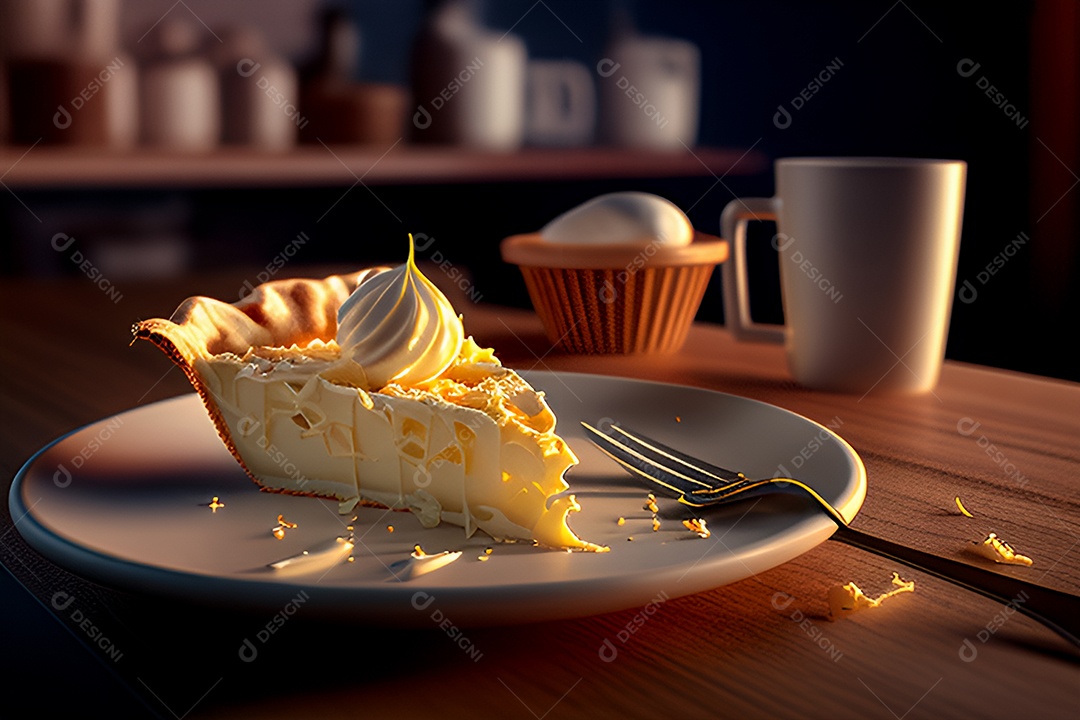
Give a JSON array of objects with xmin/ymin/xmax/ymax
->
[{"xmin": 720, "ymin": 198, "xmax": 785, "ymax": 343}]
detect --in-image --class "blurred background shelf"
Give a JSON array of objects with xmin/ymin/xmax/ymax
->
[
  {"xmin": 1, "ymin": 0, "xmax": 1077, "ymax": 382},
  {"xmin": 0, "ymin": 145, "xmax": 766, "ymax": 188}
]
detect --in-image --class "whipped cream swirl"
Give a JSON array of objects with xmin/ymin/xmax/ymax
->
[{"xmin": 336, "ymin": 237, "xmax": 464, "ymax": 389}]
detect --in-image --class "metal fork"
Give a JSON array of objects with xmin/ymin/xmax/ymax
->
[{"xmin": 582, "ymin": 421, "xmax": 1080, "ymax": 651}]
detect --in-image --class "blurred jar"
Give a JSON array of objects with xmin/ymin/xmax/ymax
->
[
  {"xmin": 1, "ymin": 0, "xmax": 138, "ymax": 147},
  {"xmin": 409, "ymin": 0, "xmax": 527, "ymax": 150},
  {"xmin": 598, "ymin": 24, "xmax": 700, "ymax": 150},
  {"xmin": 298, "ymin": 7, "xmax": 407, "ymax": 145},
  {"xmin": 526, "ymin": 60, "xmax": 596, "ymax": 147},
  {"xmin": 214, "ymin": 28, "xmax": 299, "ymax": 151},
  {"xmin": 139, "ymin": 18, "xmax": 219, "ymax": 151}
]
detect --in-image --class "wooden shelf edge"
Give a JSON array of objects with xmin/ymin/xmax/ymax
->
[{"xmin": 0, "ymin": 145, "xmax": 767, "ymax": 188}]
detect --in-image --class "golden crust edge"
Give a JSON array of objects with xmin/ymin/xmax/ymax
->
[{"xmin": 130, "ymin": 270, "xmax": 390, "ymax": 498}]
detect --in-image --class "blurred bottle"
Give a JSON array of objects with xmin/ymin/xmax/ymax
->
[
  {"xmin": 139, "ymin": 18, "xmax": 219, "ymax": 151},
  {"xmin": 298, "ymin": 7, "xmax": 407, "ymax": 145},
  {"xmin": 303, "ymin": 5, "xmax": 362, "ymax": 87},
  {"xmin": 2, "ymin": 0, "xmax": 138, "ymax": 147},
  {"xmin": 215, "ymin": 28, "xmax": 299, "ymax": 151},
  {"xmin": 80, "ymin": 0, "xmax": 139, "ymax": 149},
  {"xmin": 598, "ymin": 8, "xmax": 700, "ymax": 149},
  {"xmin": 409, "ymin": 0, "xmax": 527, "ymax": 150}
]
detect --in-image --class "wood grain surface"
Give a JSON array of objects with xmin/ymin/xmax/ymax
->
[{"xmin": 1, "ymin": 268, "xmax": 1077, "ymax": 719}]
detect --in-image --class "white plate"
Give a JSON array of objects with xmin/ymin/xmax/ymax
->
[{"xmin": 9, "ymin": 371, "xmax": 865, "ymax": 627}]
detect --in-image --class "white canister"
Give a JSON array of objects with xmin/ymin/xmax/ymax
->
[
  {"xmin": 599, "ymin": 34, "xmax": 700, "ymax": 149},
  {"xmin": 140, "ymin": 19, "xmax": 219, "ymax": 150},
  {"xmin": 77, "ymin": 0, "xmax": 138, "ymax": 148},
  {"xmin": 100, "ymin": 53, "xmax": 139, "ymax": 148},
  {"xmin": 217, "ymin": 29, "xmax": 299, "ymax": 150},
  {"xmin": 410, "ymin": 0, "xmax": 527, "ymax": 150}
]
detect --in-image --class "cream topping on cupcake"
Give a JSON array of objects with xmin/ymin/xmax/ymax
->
[{"xmin": 540, "ymin": 192, "xmax": 693, "ymax": 246}]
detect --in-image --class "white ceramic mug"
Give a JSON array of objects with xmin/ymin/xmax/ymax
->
[{"xmin": 721, "ymin": 157, "xmax": 967, "ymax": 394}]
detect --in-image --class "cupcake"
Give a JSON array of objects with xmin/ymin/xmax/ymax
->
[{"xmin": 500, "ymin": 192, "xmax": 728, "ymax": 354}]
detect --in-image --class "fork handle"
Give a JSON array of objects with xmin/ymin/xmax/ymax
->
[{"xmin": 832, "ymin": 526, "xmax": 1080, "ymax": 651}]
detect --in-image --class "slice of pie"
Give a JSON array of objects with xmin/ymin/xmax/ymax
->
[{"xmin": 133, "ymin": 244, "xmax": 602, "ymax": 551}]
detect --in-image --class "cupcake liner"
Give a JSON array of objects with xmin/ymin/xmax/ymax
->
[
  {"xmin": 502, "ymin": 231, "xmax": 727, "ymax": 355},
  {"xmin": 519, "ymin": 263, "xmax": 716, "ymax": 354}
]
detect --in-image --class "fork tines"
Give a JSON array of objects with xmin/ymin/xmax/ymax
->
[{"xmin": 580, "ymin": 422, "xmax": 746, "ymax": 499}]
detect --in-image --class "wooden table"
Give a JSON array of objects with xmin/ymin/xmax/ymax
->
[{"xmin": 2, "ymin": 270, "xmax": 1077, "ymax": 719}]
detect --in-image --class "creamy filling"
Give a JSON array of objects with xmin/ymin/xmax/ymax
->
[
  {"xmin": 177, "ymin": 243, "xmax": 602, "ymax": 551},
  {"xmin": 196, "ymin": 337, "xmax": 602, "ymax": 551}
]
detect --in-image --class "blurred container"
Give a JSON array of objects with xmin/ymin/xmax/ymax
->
[
  {"xmin": 299, "ymin": 82, "xmax": 408, "ymax": 145},
  {"xmin": 0, "ymin": 0, "xmax": 69, "ymax": 57},
  {"xmin": 526, "ymin": 60, "xmax": 595, "ymax": 147},
  {"xmin": 298, "ymin": 7, "xmax": 406, "ymax": 145},
  {"xmin": 409, "ymin": 0, "xmax": 526, "ymax": 149},
  {"xmin": 2, "ymin": 0, "xmax": 138, "ymax": 147},
  {"xmin": 501, "ymin": 232, "xmax": 727, "ymax": 354},
  {"xmin": 215, "ymin": 28, "xmax": 299, "ymax": 150},
  {"xmin": 598, "ymin": 17, "xmax": 700, "ymax": 149},
  {"xmin": 139, "ymin": 19, "xmax": 219, "ymax": 150}
]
